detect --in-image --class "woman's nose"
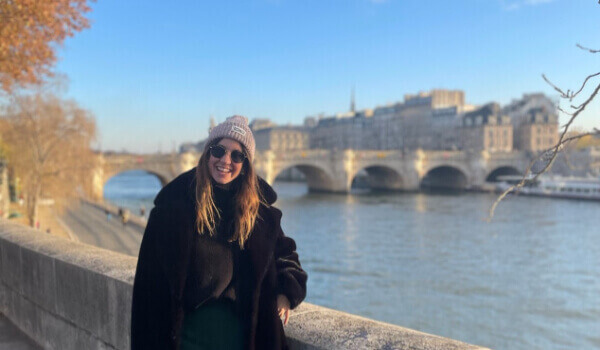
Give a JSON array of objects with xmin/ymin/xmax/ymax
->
[{"xmin": 220, "ymin": 152, "xmax": 232, "ymax": 164}]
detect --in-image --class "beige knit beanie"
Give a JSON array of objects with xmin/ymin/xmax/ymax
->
[{"xmin": 205, "ymin": 115, "xmax": 256, "ymax": 161}]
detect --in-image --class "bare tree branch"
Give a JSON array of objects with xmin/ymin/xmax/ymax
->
[
  {"xmin": 488, "ymin": 82, "xmax": 600, "ymax": 220},
  {"xmin": 543, "ymin": 72, "xmax": 600, "ymax": 102},
  {"xmin": 576, "ymin": 43, "xmax": 600, "ymax": 54},
  {"xmin": 557, "ymin": 106, "xmax": 573, "ymax": 116}
]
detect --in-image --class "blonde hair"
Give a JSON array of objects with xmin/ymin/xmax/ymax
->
[{"xmin": 195, "ymin": 139, "xmax": 263, "ymax": 248}]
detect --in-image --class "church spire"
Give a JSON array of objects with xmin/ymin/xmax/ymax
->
[
  {"xmin": 350, "ymin": 86, "xmax": 356, "ymax": 113},
  {"xmin": 209, "ymin": 115, "xmax": 216, "ymax": 134}
]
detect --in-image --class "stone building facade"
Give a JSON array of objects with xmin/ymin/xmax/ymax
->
[
  {"xmin": 503, "ymin": 93, "xmax": 559, "ymax": 152},
  {"xmin": 516, "ymin": 108, "xmax": 559, "ymax": 153},
  {"xmin": 309, "ymin": 89, "xmax": 468, "ymax": 151},
  {"xmin": 181, "ymin": 91, "xmax": 559, "ymax": 158},
  {"xmin": 461, "ymin": 103, "xmax": 513, "ymax": 152},
  {"xmin": 254, "ymin": 126, "xmax": 310, "ymax": 151}
]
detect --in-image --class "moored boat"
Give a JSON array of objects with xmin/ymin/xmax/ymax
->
[{"xmin": 496, "ymin": 175, "xmax": 600, "ymax": 201}]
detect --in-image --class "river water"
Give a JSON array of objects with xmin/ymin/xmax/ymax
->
[{"xmin": 105, "ymin": 170, "xmax": 600, "ymax": 350}]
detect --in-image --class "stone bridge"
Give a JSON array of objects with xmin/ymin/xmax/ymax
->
[{"xmin": 92, "ymin": 150, "xmax": 530, "ymax": 199}]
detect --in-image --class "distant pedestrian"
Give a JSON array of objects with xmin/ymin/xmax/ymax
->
[
  {"xmin": 140, "ymin": 205, "xmax": 145, "ymax": 217},
  {"xmin": 105, "ymin": 209, "xmax": 111, "ymax": 221},
  {"xmin": 121, "ymin": 209, "xmax": 130, "ymax": 226}
]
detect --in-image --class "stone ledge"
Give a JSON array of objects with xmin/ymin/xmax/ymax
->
[
  {"xmin": 0, "ymin": 219, "xmax": 489, "ymax": 350},
  {"xmin": 286, "ymin": 303, "xmax": 488, "ymax": 350}
]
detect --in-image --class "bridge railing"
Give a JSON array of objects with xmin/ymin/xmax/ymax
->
[{"xmin": 0, "ymin": 220, "xmax": 490, "ymax": 350}]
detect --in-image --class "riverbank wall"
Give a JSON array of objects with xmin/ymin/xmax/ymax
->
[{"xmin": 0, "ymin": 220, "xmax": 489, "ymax": 350}]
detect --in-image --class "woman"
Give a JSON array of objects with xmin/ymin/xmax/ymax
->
[{"xmin": 131, "ymin": 116, "xmax": 307, "ymax": 350}]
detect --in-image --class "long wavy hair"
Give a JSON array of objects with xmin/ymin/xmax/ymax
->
[{"xmin": 195, "ymin": 138, "xmax": 263, "ymax": 248}]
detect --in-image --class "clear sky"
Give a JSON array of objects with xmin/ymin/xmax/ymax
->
[{"xmin": 55, "ymin": 0, "xmax": 600, "ymax": 153}]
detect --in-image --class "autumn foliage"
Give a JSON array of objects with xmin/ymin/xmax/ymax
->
[
  {"xmin": 0, "ymin": 93, "xmax": 97, "ymax": 226},
  {"xmin": 0, "ymin": 0, "xmax": 92, "ymax": 92}
]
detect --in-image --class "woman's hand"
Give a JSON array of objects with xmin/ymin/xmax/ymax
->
[{"xmin": 277, "ymin": 294, "xmax": 291, "ymax": 325}]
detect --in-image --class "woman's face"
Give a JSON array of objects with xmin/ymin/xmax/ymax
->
[{"xmin": 208, "ymin": 138, "xmax": 244, "ymax": 185}]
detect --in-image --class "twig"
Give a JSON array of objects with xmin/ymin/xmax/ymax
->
[
  {"xmin": 543, "ymin": 72, "xmax": 600, "ymax": 101},
  {"xmin": 576, "ymin": 43, "xmax": 600, "ymax": 54},
  {"xmin": 556, "ymin": 106, "xmax": 573, "ymax": 116},
  {"xmin": 487, "ymin": 82, "xmax": 600, "ymax": 221}
]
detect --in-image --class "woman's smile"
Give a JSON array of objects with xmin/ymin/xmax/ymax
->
[{"xmin": 208, "ymin": 138, "xmax": 243, "ymax": 184}]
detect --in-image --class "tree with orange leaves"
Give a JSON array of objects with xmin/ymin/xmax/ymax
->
[
  {"xmin": 0, "ymin": 0, "xmax": 93, "ymax": 93},
  {"xmin": 0, "ymin": 92, "xmax": 97, "ymax": 227}
]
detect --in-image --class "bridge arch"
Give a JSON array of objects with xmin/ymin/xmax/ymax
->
[
  {"xmin": 485, "ymin": 166, "xmax": 522, "ymax": 182},
  {"xmin": 272, "ymin": 163, "xmax": 337, "ymax": 192},
  {"xmin": 350, "ymin": 164, "xmax": 405, "ymax": 191},
  {"xmin": 104, "ymin": 169, "xmax": 171, "ymax": 187},
  {"xmin": 421, "ymin": 165, "xmax": 469, "ymax": 190},
  {"xmin": 97, "ymin": 168, "xmax": 172, "ymax": 200}
]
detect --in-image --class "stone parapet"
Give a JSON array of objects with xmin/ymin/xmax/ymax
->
[{"xmin": 0, "ymin": 220, "xmax": 489, "ymax": 350}]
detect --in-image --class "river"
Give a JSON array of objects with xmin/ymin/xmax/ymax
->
[{"xmin": 105, "ymin": 170, "xmax": 600, "ymax": 350}]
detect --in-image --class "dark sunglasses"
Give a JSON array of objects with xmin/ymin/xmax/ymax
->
[{"xmin": 209, "ymin": 144, "xmax": 246, "ymax": 164}]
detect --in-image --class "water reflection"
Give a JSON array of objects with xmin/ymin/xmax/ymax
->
[{"xmin": 273, "ymin": 181, "xmax": 600, "ymax": 350}]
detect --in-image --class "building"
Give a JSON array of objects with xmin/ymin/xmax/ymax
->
[
  {"xmin": 310, "ymin": 111, "xmax": 370, "ymax": 150},
  {"xmin": 461, "ymin": 103, "xmax": 513, "ymax": 152},
  {"xmin": 503, "ymin": 93, "xmax": 559, "ymax": 152},
  {"xmin": 249, "ymin": 118, "xmax": 277, "ymax": 131},
  {"xmin": 309, "ymin": 89, "xmax": 468, "ymax": 151},
  {"xmin": 404, "ymin": 89, "xmax": 465, "ymax": 109},
  {"xmin": 254, "ymin": 125, "xmax": 310, "ymax": 151},
  {"xmin": 400, "ymin": 89, "xmax": 467, "ymax": 150},
  {"xmin": 516, "ymin": 107, "xmax": 559, "ymax": 153}
]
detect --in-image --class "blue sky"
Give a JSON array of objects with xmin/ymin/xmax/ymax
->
[{"xmin": 55, "ymin": 0, "xmax": 599, "ymax": 153}]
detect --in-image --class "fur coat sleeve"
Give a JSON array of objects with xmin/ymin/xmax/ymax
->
[
  {"xmin": 271, "ymin": 206, "xmax": 308, "ymax": 309},
  {"xmin": 130, "ymin": 200, "xmax": 195, "ymax": 350}
]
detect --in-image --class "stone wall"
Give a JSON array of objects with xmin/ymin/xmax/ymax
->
[{"xmin": 0, "ymin": 220, "xmax": 489, "ymax": 350}]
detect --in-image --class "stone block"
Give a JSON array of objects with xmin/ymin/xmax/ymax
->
[
  {"xmin": 16, "ymin": 294, "xmax": 42, "ymax": 344},
  {"xmin": 0, "ymin": 287, "xmax": 18, "ymax": 327},
  {"xmin": 20, "ymin": 248, "xmax": 57, "ymax": 314},
  {"xmin": 54, "ymin": 261, "xmax": 109, "ymax": 337},
  {"xmin": 104, "ymin": 279, "xmax": 132, "ymax": 349},
  {"xmin": 0, "ymin": 240, "xmax": 22, "ymax": 292}
]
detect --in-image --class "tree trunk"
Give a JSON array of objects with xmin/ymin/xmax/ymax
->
[{"xmin": 26, "ymin": 180, "xmax": 41, "ymax": 228}]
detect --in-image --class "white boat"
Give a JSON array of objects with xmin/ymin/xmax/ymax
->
[{"xmin": 496, "ymin": 175, "xmax": 600, "ymax": 201}]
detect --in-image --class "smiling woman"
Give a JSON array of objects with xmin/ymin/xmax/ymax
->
[
  {"xmin": 131, "ymin": 115, "xmax": 308, "ymax": 350},
  {"xmin": 208, "ymin": 140, "xmax": 246, "ymax": 185}
]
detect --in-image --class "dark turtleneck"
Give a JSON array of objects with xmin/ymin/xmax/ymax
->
[{"xmin": 182, "ymin": 181, "xmax": 248, "ymax": 311}]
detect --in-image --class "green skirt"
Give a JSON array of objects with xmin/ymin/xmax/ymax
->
[{"xmin": 180, "ymin": 300, "xmax": 245, "ymax": 350}]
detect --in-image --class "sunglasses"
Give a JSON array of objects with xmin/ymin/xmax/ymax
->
[{"xmin": 209, "ymin": 144, "xmax": 247, "ymax": 164}]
